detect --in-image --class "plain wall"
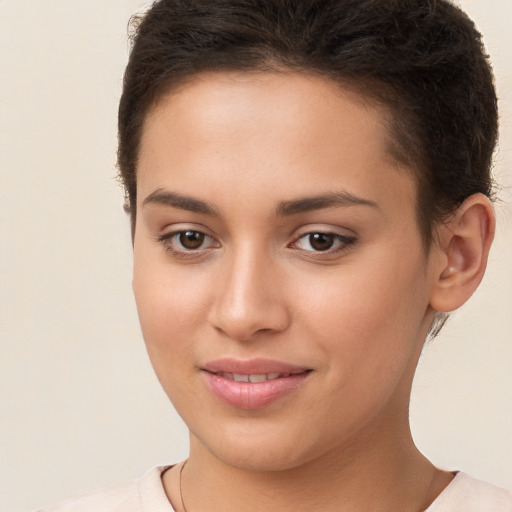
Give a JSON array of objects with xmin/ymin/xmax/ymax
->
[{"xmin": 0, "ymin": 1, "xmax": 510, "ymax": 511}]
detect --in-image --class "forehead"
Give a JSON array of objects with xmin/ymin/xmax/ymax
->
[
  {"xmin": 137, "ymin": 71, "xmax": 416, "ymax": 214},
  {"xmin": 142, "ymin": 71, "xmax": 393, "ymax": 158}
]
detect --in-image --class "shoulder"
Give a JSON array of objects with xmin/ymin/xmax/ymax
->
[
  {"xmin": 34, "ymin": 466, "xmax": 175, "ymax": 512},
  {"xmin": 427, "ymin": 472, "xmax": 512, "ymax": 512}
]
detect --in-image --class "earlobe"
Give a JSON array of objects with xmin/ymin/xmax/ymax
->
[{"xmin": 429, "ymin": 193, "xmax": 495, "ymax": 313}]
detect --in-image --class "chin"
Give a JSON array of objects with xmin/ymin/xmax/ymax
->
[
  {"xmin": 190, "ymin": 419, "xmax": 328, "ymax": 473},
  {"xmin": 210, "ymin": 443, "xmax": 313, "ymax": 473}
]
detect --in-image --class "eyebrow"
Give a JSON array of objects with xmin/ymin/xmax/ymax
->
[
  {"xmin": 142, "ymin": 189, "xmax": 219, "ymax": 216},
  {"xmin": 276, "ymin": 191, "xmax": 378, "ymax": 216},
  {"xmin": 142, "ymin": 189, "xmax": 378, "ymax": 217}
]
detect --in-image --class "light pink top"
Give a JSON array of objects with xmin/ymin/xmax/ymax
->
[{"xmin": 37, "ymin": 466, "xmax": 512, "ymax": 512}]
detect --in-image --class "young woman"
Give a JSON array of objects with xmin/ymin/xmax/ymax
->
[{"xmin": 39, "ymin": 0, "xmax": 511, "ymax": 510}]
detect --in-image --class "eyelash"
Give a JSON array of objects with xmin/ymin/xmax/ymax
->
[
  {"xmin": 157, "ymin": 230, "xmax": 219, "ymax": 259},
  {"xmin": 290, "ymin": 232, "xmax": 357, "ymax": 256},
  {"xmin": 157, "ymin": 230, "xmax": 357, "ymax": 259}
]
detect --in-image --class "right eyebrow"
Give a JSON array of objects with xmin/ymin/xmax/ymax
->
[{"xmin": 142, "ymin": 189, "xmax": 219, "ymax": 216}]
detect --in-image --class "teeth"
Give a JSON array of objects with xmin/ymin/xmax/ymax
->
[
  {"xmin": 248, "ymin": 374, "xmax": 267, "ymax": 383},
  {"xmin": 218, "ymin": 372, "xmax": 287, "ymax": 382}
]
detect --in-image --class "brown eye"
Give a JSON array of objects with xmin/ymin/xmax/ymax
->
[
  {"xmin": 308, "ymin": 233, "xmax": 335, "ymax": 251},
  {"xmin": 178, "ymin": 231, "xmax": 206, "ymax": 250},
  {"xmin": 158, "ymin": 229, "xmax": 219, "ymax": 257},
  {"xmin": 292, "ymin": 231, "xmax": 355, "ymax": 254}
]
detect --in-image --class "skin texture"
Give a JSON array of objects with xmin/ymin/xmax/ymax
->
[{"xmin": 132, "ymin": 72, "xmax": 494, "ymax": 511}]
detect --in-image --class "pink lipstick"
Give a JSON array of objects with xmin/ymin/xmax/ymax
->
[{"xmin": 201, "ymin": 358, "xmax": 312, "ymax": 409}]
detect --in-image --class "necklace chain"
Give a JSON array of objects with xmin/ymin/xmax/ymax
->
[{"xmin": 179, "ymin": 459, "xmax": 189, "ymax": 512}]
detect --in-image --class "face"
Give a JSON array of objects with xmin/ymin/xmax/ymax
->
[{"xmin": 133, "ymin": 72, "xmax": 439, "ymax": 471}]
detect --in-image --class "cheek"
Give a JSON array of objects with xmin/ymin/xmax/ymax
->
[
  {"xmin": 295, "ymin": 249, "xmax": 430, "ymax": 374},
  {"xmin": 132, "ymin": 255, "xmax": 209, "ymax": 369},
  {"xmin": 132, "ymin": 261, "xmax": 212, "ymax": 419}
]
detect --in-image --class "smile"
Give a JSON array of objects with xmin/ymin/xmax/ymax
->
[
  {"xmin": 201, "ymin": 361, "xmax": 312, "ymax": 410},
  {"xmin": 213, "ymin": 371, "xmax": 304, "ymax": 383}
]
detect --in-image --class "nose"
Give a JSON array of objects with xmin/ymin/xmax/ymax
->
[{"xmin": 208, "ymin": 245, "xmax": 291, "ymax": 341}]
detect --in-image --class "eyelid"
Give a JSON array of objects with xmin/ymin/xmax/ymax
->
[
  {"xmin": 155, "ymin": 224, "xmax": 356, "ymax": 259},
  {"xmin": 291, "ymin": 224, "xmax": 356, "ymax": 241},
  {"xmin": 156, "ymin": 225, "xmax": 221, "ymax": 258},
  {"xmin": 289, "ymin": 227, "xmax": 357, "ymax": 256},
  {"xmin": 157, "ymin": 222, "xmax": 216, "ymax": 241}
]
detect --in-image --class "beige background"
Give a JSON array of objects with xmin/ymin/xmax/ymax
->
[{"xmin": 0, "ymin": 1, "xmax": 510, "ymax": 511}]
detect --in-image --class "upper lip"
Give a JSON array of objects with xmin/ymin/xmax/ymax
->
[{"xmin": 201, "ymin": 358, "xmax": 310, "ymax": 375}]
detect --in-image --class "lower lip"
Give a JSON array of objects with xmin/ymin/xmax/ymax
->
[{"xmin": 202, "ymin": 371, "xmax": 310, "ymax": 410}]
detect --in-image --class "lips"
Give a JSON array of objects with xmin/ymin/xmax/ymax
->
[{"xmin": 201, "ymin": 358, "xmax": 312, "ymax": 410}]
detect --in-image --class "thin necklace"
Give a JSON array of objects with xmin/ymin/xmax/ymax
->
[{"xmin": 179, "ymin": 459, "xmax": 189, "ymax": 512}]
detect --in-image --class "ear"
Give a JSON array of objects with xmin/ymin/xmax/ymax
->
[{"xmin": 429, "ymin": 193, "xmax": 495, "ymax": 313}]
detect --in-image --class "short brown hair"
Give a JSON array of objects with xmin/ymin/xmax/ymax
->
[{"xmin": 118, "ymin": 0, "xmax": 498, "ymax": 245}]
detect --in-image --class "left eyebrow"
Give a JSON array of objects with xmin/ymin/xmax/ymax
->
[{"xmin": 276, "ymin": 191, "xmax": 379, "ymax": 216}]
